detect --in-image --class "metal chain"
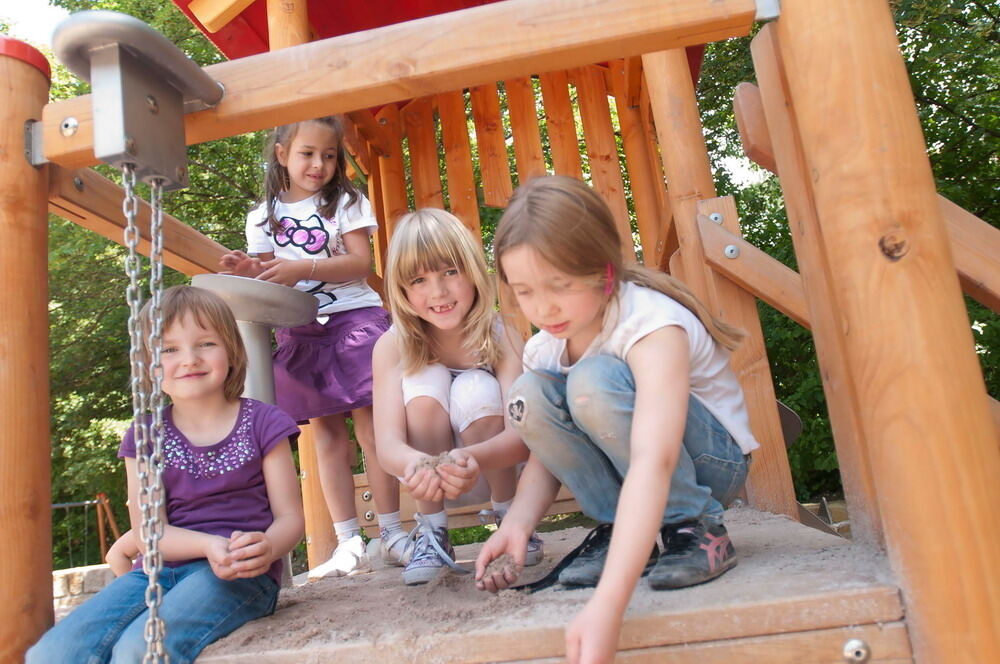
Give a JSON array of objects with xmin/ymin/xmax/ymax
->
[{"xmin": 122, "ymin": 165, "xmax": 168, "ymax": 663}]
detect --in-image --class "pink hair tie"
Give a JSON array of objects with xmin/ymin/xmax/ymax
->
[{"xmin": 603, "ymin": 263, "xmax": 615, "ymax": 295}]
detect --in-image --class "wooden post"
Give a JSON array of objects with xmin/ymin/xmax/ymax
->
[
  {"xmin": 643, "ymin": 48, "xmax": 797, "ymax": 519},
  {"xmin": 774, "ymin": 1, "xmax": 1000, "ymax": 660},
  {"xmin": 0, "ymin": 37, "xmax": 53, "ymax": 661},
  {"xmin": 265, "ymin": 0, "xmax": 309, "ymax": 50}
]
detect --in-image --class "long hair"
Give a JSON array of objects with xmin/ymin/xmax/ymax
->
[
  {"xmin": 260, "ymin": 116, "xmax": 362, "ymax": 234},
  {"xmin": 493, "ymin": 175, "xmax": 744, "ymax": 351},
  {"xmin": 138, "ymin": 286, "xmax": 248, "ymax": 401},
  {"xmin": 385, "ymin": 209, "xmax": 501, "ymax": 374}
]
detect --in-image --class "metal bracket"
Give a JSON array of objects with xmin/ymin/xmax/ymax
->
[
  {"xmin": 755, "ymin": 0, "xmax": 781, "ymax": 21},
  {"xmin": 52, "ymin": 11, "xmax": 224, "ymax": 190},
  {"xmin": 25, "ymin": 120, "xmax": 46, "ymax": 168}
]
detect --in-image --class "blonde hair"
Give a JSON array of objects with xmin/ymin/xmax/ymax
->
[
  {"xmin": 138, "ymin": 286, "xmax": 248, "ymax": 401},
  {"xmin": 494, "ymin": 175, "xmax": 744, "ymax": 351},
  {"xmin": 385, "ymin": 209, "xmax": 501, "ymax": 373}
]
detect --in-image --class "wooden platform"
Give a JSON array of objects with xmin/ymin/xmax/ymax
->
[{"xmin": 198, "ymin": 508, "xmax": 910, "ymax": 663}]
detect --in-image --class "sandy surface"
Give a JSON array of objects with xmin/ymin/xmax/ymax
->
[{"xmin": 198, "ymin": 507, "xmax": 895, "ymax": 663}]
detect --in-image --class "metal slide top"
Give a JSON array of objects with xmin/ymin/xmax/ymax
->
[
  {"xmin": 191, "ymin": 274, "xmax": 318, "ymax": 328},
  {"xmin": 53, "ymin": 10, "xmax": 223, "ymax": 112}
]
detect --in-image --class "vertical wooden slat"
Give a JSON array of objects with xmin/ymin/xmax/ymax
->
[
  {"xmin": 644, "ymin": 48, "xmax": 797, "ymax": 519},
  {"xmin": 266, "ymin": 0, "xmax": 309, "ymax": 50},
  {"xmin": 572, "ymin": 66, "xmax": 634, "ymax": 260},
  {"xmin": 639, "ymin": 80, "xmax": 678, "ymax": 269},
  {"xmin": 0, "ymin": 43, "xmax": 53, "ymax": 663},
  {"xmin": 375, "ymin": 104, "xmax": 409, "ymax": 239},
  {"xmin": 436, "ymin": 90, "xmax": 482, "ymax": 241},
  {"xmin": 773, "ymin": 2, "xmax": 1000, "ymax": 660},
  {"xmin": 538, "ymin": 71, "xmax": 583, "ymax": 179},
  {"xmin": 505, "ymin": 77, "xmax": 547, "ymax": 182},
  {"xmin": 365, "ymin": 141, "xmax": 389, "ymax": 276},
  {"xmin": 402, "ymin": 97, "xmax": 444, "ymax": 210},
  {"xmin": 609, "ymin": 59, "xmax": 665, "ymax": 264},
  {"xmin": 744, "ymin": 53, "xmax": 883, "ymax": 548},
  {"xmin": 470, "ymin": 83, "xmax": 514, "ymax": 208}
]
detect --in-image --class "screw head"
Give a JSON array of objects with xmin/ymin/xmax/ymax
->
[
  {"xmin": 709, "ymin": 212, "xmax": 724, "ymax": 224},
  {"xmin": 842, "ymin": 639, "xmax": 870, "ymax": 662},
  {"xmin": 378, "ymin": 117, "xmax": 388, "ymax": 125},
  {"xmin": 724, "ymin": 244, "xmax": 740, "ymax": 259},
  {"xmin": 60, "ymin": 117, "xmax": 79, "ymax": 137},
  {"xmin": 73, "ymin": 176, "xmax": 84, "ymax": 191},
  {"xmin": 361, "ymin": 490, "xmax": 372, "ymax": 502},
  {"xmin": 364, "ymin": 510, "xmax": 375, "ymax": 522}
]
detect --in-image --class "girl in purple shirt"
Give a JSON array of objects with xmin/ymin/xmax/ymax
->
[{"xmin": 27, "ymin": 286, "xmax": 305, "ymax": 664}]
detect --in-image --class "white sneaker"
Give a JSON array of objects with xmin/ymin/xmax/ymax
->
[
  {"xmin": 307, "ymin": 534, "xmax": 372, "ymax": 580},
  {"xmin": 366, "ymin": 528, "xmax": 415, "ymax": 567}
]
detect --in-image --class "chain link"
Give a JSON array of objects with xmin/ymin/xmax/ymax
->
[{"xmin": 122, "ymin": 165, "xmax": 169, "ymax": 663}]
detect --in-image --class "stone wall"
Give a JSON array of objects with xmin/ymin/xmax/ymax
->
[{"xmin": 52, "ymin": 564, "xmax": 116, "ymax": 620}]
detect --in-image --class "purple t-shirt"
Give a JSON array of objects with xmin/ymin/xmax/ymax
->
[{"xmin": 119, "ymin": 398, "xmax": 299, "ymax": 585}]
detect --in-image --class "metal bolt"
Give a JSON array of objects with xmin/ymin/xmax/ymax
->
[
  {"xmin": 124, "ymin": 137, "xmax": 136, "ymax": 156},
  {"xmin": 709, "ymin": 212, "xmax": 724, "ymax": 224},
  {"xmin": 361, "ymin": 490, "xmax": 372, "ymax": 502},
  {"xmin": 73, "ymin": 176, "xmax": 84, "ymax": 191},
  {"xmin": 60, "ymin": 117, "xmax": 79, "ymax": 137},
  {"xmin": 146, "ymin": 94, "xmax": 159, "ymax": 114},
  {"xmin": 724, "ymin": 244, "xmax": 740, "ymax": 259},
  {"xmin": 378, "ymin": 117, "xmax": 388, "ymax": 125},
  {"xmin": 879, "ymin": 233, "xmax": 908, "ymax": 261},
  {"xmin": 364, "ymin": 510, "xmax": 375, "ymax": 522},
  {"xmin": 842, "ymin": 639, "xmax": 870, "ymax": 662}
]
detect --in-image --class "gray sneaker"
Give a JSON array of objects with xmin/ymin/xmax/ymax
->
[{"xmin": 402, "ymin": 519, "xmax": 464, "ymax": 585}]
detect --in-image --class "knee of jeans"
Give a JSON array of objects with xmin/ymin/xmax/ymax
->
[
  {"xmin": 566, "ymin": 356, "xmax": 632, "ymax": 425},
  {"xmin": 109, "ymin": 629, "xmax": 146, "ymax": 664},
  {"xmin": 507, "ymin": 371, "xmax": 564, "ymax": 433}
]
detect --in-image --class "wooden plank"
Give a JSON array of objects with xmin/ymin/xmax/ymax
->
[
  {"xmin": 698, "ymin": 198, "xmax": 798, "ymax": 520},
  {"xmin": 572, "ymin": 66, "xmax": 633, "ymax": 259},
  {"xmin": 402, "ymin": 97, "xmax": 444, "ymax": 210},
  {"xmin": 699, "ymin": 215, "xmax": 810, "ymax": 329},
  {"xmin": 436, "ymin": 90, "xmax": 481, "ymax": 240},
  {"xmin": 752, "ymin": 25, "xmax": 884, "ymax": 546},
  {"xmin": 190, "ymin": 0, "xmax": 255, "ymax": 33},
  {"xmin": 364, "ymin": 141, "xmax": 389, "ymax": 276},
  {"xmin": 0, "ymin": 51, "xmax": 53, "ymax": 664},
  {"xmin": 48, "ymin": 165, "xmax": 229, "ymax": 276},
  {"xmin": 624, "ymin": 56, "xmax": 643, "ymax": 108},
  {"xmin": 346, "ymin": 110, "xmax": 392, "ymax": 158},
  {"xmin": 504, "ymin": 77, "xmax": 547, "ymax": 182},
  {"xmin": 644, "ymin": 49, "xmax": 797, "ymax": 519},
  {"xmin": 638, "ymin": 79, "xmax": 677, "ymax": 269},
  {"xmin": 733, "ymin": 81, "xmax": 777, "ymax": 174},
  {"xmin": 42, "ymin": 0, "xmax": 755, "ymax": 169},
  {"xmin": 470, "ymin": 83, "xmax": 514, "ymax": 208},
  {"xmin": 374, "ymin": 104, "xmax": 409, "ymax": 239},
  {"xmin": 537, "ymin": 71, "xmax": 582, "ymax": 179},
  {"xmin": 773, "ymin": 2, "xmax": 1000, "ymax": 660},
  {"xmin": 610, "ymin": 60, "xmax": 664, "ymax": 264},
  {"xmin": 265, "ymin": 0, "xmax": 309, "ymax": 50}
]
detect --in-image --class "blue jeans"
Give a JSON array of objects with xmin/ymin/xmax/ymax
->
[
  {"xmin": 26, "ymin": 560, "xmax": 278, "ymax": 664},
  {"xmin": 508, "ymin": 355, "xmax": 748, "ymax": 526}
]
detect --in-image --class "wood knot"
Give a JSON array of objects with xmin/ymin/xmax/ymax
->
[{"xmin": 878, "ymin": 234, "xmax": 908, "ymax": 261}]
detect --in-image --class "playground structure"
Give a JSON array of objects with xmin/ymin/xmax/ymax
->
[{"xmin": 0, "ymin": 0, "xmax": 998, "ymax": 661}]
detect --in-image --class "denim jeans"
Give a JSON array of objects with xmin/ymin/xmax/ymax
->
[
  {"xmin": 507, "ymin": 355, "xmax": 748, "ymax": 526},
  {"xmin": 26, "ymin": 560, "xmax": 279, "ymax": 664}
]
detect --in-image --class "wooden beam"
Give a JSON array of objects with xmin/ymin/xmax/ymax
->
[
  {"xmin": 698, "ymin": 215, "xmax": 810, "ymax": 329},
  {"xmin": 265, "ymin": 0, "xmax": 309, "ymax": 49},
  {"xmin": 0, "ymin": 46, "xmax": 53, "ymax": 663},
  {"xmin": 538, "ymin": 70, "xmax": 582, "ymax": 180},
  {"xmin": 505, "ymin": 77, "xmax": 546, "ymax": 182},
  {"xmin": 338, "ymin": 114, "xmax": 370, "ymax": 176},
  {"xmin": 773, "ymin": 2, "xmax": 1000, "ymax": 660},
  {"xmin": 48, "ymin": 165, "xmax": 229, "ymax": 276},
  {"xmin": 402, "ymin": 97, "xmax": 444, "ymax": 209},
  {"xmin": 470, "ymin": 83, "xmax": 514, "ymax": 208},
  {"xmin": 374, "ymin": 104, "xmax": 410, "ymax": 238},
  {"xmin": 733, "ymin": 82, "xmax": 777, "ymax": 174},
  {"xmin": 346, "ymin": 110, "xmax": 393, "ymax": 159},
  {"xmin": 190, "ymin": 0, "xmax": 255, "ymax": 34},
  {"xmin": 42, "ymin": 0, "xmax": 755, "ymax": 169},
  {"xmin": 436, "ymin": 90, "xmax": 481, "ymax": 240}
]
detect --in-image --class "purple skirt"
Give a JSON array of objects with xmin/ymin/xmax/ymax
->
[{"xmin": 273, "ymin": 306, "xmax": 391, "ymax": 421}]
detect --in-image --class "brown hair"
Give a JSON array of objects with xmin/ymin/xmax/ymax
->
[
  {"xmin": 260, "ymin": 116, "xmax": 362, "ymax": 234},
  {"xmin": 385, "ymin": 209, "xmax": 502, "ymax": 374},
  {"xmin": 138, "ymin": 286, "xmax": 248, "ymax": 401},
  {"xmin": 493, "ymin": 175, "xmax": 744, "ymax": 351}
]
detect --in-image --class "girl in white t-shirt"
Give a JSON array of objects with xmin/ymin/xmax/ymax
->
[
  {"xmin": 372, "ymin": 209, "xmax": 540, "ymax": 585},
  {"xmin": 219, "ymin": 116, "xmax": 401, "ymax": 579},
  {"xmin": 476, "ymin": 176, "xmax": 757, "ymax": 664}
]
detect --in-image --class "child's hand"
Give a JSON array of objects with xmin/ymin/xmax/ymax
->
[
  {"xmin": 227, "ymin": 530, "xmax": 274, "ymax": 579},
  {"xmin": 257, "ymin": 257, "xmax": 309, "ymax": 287},
  {"xmin": 403, "ymin": 455, "xmax": 445, "ymax": 503},
  {"xmin": 474, "ymin": 527, "xmax": 527, "ymax": 593},
  {"xmin": 436, "ymin": 449, "xmax": 481, "ymax": 500},
  {"xmin": 205, "ymin": 535, "xmax": 238, "ymax": 580},
  {"xmin": 565, "ymin": 598, "xmax": 622, "ymax": 664},
  {"xmin": 219, "ymin": 250, "xmax": 264, "ymax": 278}
]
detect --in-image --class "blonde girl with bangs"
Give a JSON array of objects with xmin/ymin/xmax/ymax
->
[
  {"xmin": 27, "ymin": 286, "xmax": 304, "ymax": 663},
  {"xmin": 372, "ymin": 209, "xmax": 542, "ymax": 586},
  {"xmin": 476, "ymin": 176, "xmax": 758, "ymax": 664}
]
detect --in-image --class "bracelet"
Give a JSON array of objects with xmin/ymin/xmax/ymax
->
[{"xmin": 308, "ymin": 258, "xmax": 318, "ymax": 280}]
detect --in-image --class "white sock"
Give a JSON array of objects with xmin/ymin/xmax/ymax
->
[
  {"xmin": 422, "ymin": 510, "xmax": 448, "ymax": 530},
  {"xmin": 491, "ymin": 499, "xmax": 513, "ymax": 519},
  {"xmin": 334, "ymin": 518, "xmax": 360, "ymax": 542},
  {"xmin": 378, "ymin": 511, "xmax": 403, "ymax": 536}
]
